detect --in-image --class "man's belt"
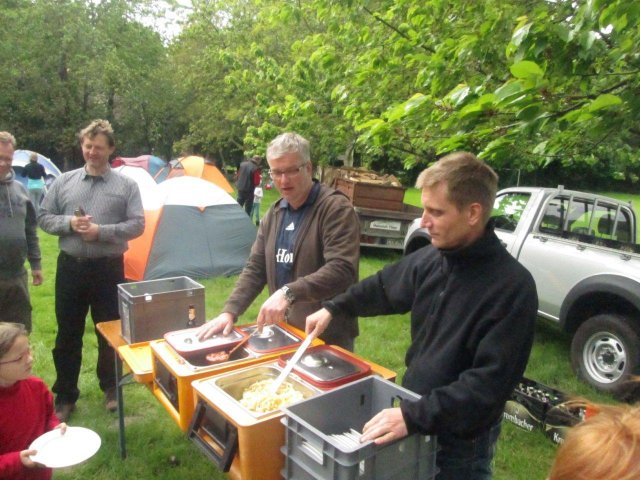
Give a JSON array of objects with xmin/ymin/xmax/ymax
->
[{"xmin": 60, "ymin": 251, "xmax": 122, "ymax": 264}]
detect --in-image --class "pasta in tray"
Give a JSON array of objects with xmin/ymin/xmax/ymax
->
[{"xmin": 240, "ymin": 379, "xmax": 304, "ymax": 413}]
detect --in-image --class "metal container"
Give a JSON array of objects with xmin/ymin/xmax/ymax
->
[
  {"xmin": 118, "ymin": 276, "xmax": 205, "ymax": 344},
  {"xmin": 151, "ymin": 322, "xmax": 323, "ymax": 432},
  {"xmin": 188, "ymin": 362, "xmax": 321, "ymax": 480},
  {"xmin": 163, "ymin": 327, "xmax": 248, "ymax": 358}
]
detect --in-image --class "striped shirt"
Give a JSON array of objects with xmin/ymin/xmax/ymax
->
[{"xmin": 38, "ymin": 167, "xmax": 144, "ymax": 258}]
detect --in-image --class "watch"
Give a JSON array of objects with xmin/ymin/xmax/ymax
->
[{"xmin": 280, "ymin": 286, "xmax": 296, "ymax": 305}]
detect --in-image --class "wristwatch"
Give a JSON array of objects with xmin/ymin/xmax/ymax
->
[{"xmin": 280, "ymin": 285, "xmax": 296, "ymax": 305}]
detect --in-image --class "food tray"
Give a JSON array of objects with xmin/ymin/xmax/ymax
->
[
  {"xmin": 164, "ymin": 326, "xmax": 247, "ymax": 356},
  {"xmin": 277, "ymin": 345, "xmax": 371, "ymax": 389}
]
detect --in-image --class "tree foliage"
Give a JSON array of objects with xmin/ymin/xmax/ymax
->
[
  {"xmin": 0, "ymin": 0, "xmax": 177, "ymax": 167},
  {"xmin": 1, "ymin": 0, "xmax": 638, "ymax": 186}
]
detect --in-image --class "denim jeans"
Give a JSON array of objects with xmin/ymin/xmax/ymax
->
[{"xmin": 435, "ymin": 420, "xmax": 501, "ymax": 480}]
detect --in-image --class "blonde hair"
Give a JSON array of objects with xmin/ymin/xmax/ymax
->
[
  {"xmin": 0, "ymin": 132, "xmax": 17, "ymax": 148},
  {"xmin": 415, "ymin": 151, "xmax": 498, "ymax": 223},
  {"xmin": 0, "ymin": 322, "xmax": 27, "ymax": 359},
  {"xmin": 548, "ymin": 402, "xmax": 640, "ymax": 480},
  {"xmin": 78, "ymin": 119, "xmax": 115, "ymax": 147}
]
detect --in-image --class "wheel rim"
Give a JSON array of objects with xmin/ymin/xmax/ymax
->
[{"xmin": 582, "ymin": 331, "xmax": 627, "ymax": 384}]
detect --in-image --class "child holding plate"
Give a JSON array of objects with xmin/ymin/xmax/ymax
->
[{"xmin": 0, "ymin": 322, "xmax": 66, "ymax": 479}]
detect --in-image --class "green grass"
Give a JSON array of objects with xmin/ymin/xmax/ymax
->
[{"xmin": 26, "ymin": 184, "xmax": 636, "ymax": 479}]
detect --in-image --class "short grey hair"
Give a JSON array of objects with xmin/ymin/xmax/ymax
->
[
  {"xmin": 0, "ymin": 132, "xmax": 17, "ymax": 148},
  {"xmin": 266, "ymin": 132, "xmax": 310, "ymax": 164}
]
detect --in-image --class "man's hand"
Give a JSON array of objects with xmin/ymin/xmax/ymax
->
[
  {"xmin": 255, "ymin": 289, "xmax": 290, "ymax": 329},
  {"xmin": 196, "ymin": 312, "xmax": 235, "ymax": 340},
  {"xmin": 305, "ymin": 308, "xmax": 333, "ymax": 338},
  {"xmin": 80, "ymin": 223, "xmax": 100, "ymax": 242},
  {"xmin": 31, "ymin": 269, "xmax": 43, "ymax": 286},
  {"xmin": 71, "ymin": 214, "xmax": 99, "ymax": 241},
  {"xmin": 360, "ymin": 407, "xmax": 408, "ymax": 445}
]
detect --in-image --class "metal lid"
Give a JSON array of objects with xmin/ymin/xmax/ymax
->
[
  {"xmin": 164, "ymin": 327, "xmax": 247, "ymax": 355},
  {"xmin": 243, "ymin": 324, "xmax": 302, "ymax": 354},
  {"xmin": 278, "ymin": 345, "xmax": 371, "ymax": 388}
]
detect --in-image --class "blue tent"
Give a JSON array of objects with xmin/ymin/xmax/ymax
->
[{"xmin": 12, "ymin": 150, "xmax": 62, "ymax": 189}]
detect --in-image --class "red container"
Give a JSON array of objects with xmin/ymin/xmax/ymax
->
[
  {"xmin": 277, "ymin": 345, "xmax": 371, "ymax": 390},
  {"xmin": 163, "ymin": 327, "xmax": 248, "ymax": 358}
]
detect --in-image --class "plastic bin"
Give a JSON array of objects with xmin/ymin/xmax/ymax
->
[
  {"xmin": 118, "ymin": 276, "xmax": 205, "ymax": 343},
  {"xmin": 281, "ymin": 376, "xmax": 437, "ymax": 479}
]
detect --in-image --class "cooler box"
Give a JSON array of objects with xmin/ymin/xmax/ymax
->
[
  {"xmin": 281, "ymin": 376, "xmax": 437, "ymax": 480},
  {"xmin": 118, "ymin": 276, "xmax": 205, "ymax": 344}
]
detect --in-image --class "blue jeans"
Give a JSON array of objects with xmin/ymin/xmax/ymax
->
[{"xmin": 435, "ymin": 420, "xmax": 501, "ymax": 480}]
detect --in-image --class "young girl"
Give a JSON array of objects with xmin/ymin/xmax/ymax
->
[{"xmin": 0, "ymin": 322, "xmax": 66, "ymax": 479}]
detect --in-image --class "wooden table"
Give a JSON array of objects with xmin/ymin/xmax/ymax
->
[{"xmin": 96, "ymin": 320, "xmax": 153, "ymax": 459}]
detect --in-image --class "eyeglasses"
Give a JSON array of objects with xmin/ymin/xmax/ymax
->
[
  {"xmin": 0, "ymin": 346, "xmax": 32, "ymax": 365},
  {"xmin": 268, "ymin": 163, "xmax": 308, "ymax": 180}
]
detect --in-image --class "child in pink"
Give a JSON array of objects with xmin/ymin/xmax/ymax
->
[{"xmin": 0, "ymin": 322, "xmax": 66, "ymax": 479}]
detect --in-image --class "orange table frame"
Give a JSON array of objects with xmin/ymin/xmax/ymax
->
[{"xmin": 96, "ymin": 320, "xmax": 153, "ymax": 459}]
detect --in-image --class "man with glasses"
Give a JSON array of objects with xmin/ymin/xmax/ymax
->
[
  {"xmin": 0, "ymin": 132, "xmax": 43, "ymax": 332},
  {"xmin": 197, "ymin": 132, "xmax": 360, "ymax": 350}
]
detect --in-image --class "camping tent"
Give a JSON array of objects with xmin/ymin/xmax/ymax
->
[
  {"xmin": 112, "ymin": 155, "xmax": 166, "ymax": 178},
  {"xmin": 155, "ymin": 156, "xmax": 234, "ymax": 193},
  {"xmin": 116, "ymin": 166, "xmax": 255, "ymax": 281},
  {"xmin": 12, "ymin": 150, "xmax": 62, "ymax": 189}
]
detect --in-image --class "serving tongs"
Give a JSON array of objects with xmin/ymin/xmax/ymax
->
[{"xmin": 270, "ymin": 331, "xmax": 316, "ymax": 394}]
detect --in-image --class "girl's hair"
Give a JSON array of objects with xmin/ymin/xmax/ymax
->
[
  {"xmin": 0, "ymin": 322, "xmax": 27, "ymax": 358},
  {"xmin": 548, "ymin": 402, "xmax": 640, "ymax": 480}
]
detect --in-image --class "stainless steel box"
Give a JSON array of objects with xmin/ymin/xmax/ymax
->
[{"xmin": 118, "ymin": 276, "xmax": 205, "ymax": 344}]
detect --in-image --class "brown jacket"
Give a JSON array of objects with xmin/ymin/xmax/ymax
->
[{"xmin": 224, "ymin": 182, "xmax": 360, "ymax": 345}]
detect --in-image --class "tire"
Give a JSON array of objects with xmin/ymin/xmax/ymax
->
[{"xmin": 570, "ymin": 314, "xmax": 640, "ymax": 393}]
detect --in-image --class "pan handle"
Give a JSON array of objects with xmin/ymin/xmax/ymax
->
[{"xmin": 187, "ymin": 400, "xmax": 238, "ymax": 472}]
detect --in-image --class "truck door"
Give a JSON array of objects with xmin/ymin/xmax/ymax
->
[{"xmin": 491, "ymin": 191, "xmax": 532, "ymax": 255}]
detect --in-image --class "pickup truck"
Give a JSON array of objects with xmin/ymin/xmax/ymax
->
[{"xmin": 403, "ymin": 186, "xmax": 640, "ymax": 394}]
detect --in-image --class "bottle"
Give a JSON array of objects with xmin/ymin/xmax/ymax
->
[
  {"xmin": 187, "ymin": 305, "xmax": 196, "ymax": 327},
  {"xmin": 74, "ymin": 206, "xmax": 86, "ymax": 217}
]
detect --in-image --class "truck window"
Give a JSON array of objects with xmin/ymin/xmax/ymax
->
[
  {"xmin": 491, "ymin": 192, "xmax": 530, "ymax": 232},
  {"xmin": 593, "ymin": 204, "xmax": 632, "ymax": 242},
  {"xmin": 540, "ymin": 195, "xmax": 633, "ymax": 245}
]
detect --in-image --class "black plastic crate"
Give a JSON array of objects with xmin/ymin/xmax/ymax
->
[
  {"xmin": 503, "ymin": 377, "xmax": 564, "ymax": 433},
  {"xmin": 544, "ymin": 403, "xmax": 584, "ymax": 445},
  {"xmin": 281, "ymin": 376, "xmax": 437, "ymax": 480}
]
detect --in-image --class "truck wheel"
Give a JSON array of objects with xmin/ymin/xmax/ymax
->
[{"xmin": 570, "ymin": 314, "xmax": 640, "ymax": 393}]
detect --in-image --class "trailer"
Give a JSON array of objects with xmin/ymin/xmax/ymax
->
[{"xmin": 322, "ymin": 167, "xmax": 422, "ymax": 251}]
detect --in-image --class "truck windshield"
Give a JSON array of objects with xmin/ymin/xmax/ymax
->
[{"xmin": 491, "ymin": 192, "xmax": 531, "ymax": 232}]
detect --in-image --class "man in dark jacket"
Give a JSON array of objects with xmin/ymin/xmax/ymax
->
[
  {"xmin": 197, "ymin": 132, "xmax": 360, "ymax": 350},
  {"xmin": 306, "ymin": 152, "xmax": 538, "ymax": 480},
  {"xmin": 236, "ymin": 155, "xmax": 261, "ymax": 216},
  {"xmin": 0, "ymin": 132, "xmax": 43, "ymax": 331}
]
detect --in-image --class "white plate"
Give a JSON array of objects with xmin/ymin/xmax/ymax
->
[{"xmin": 29, "ymin": 426, "xmax": 101, "ymax": 468}]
